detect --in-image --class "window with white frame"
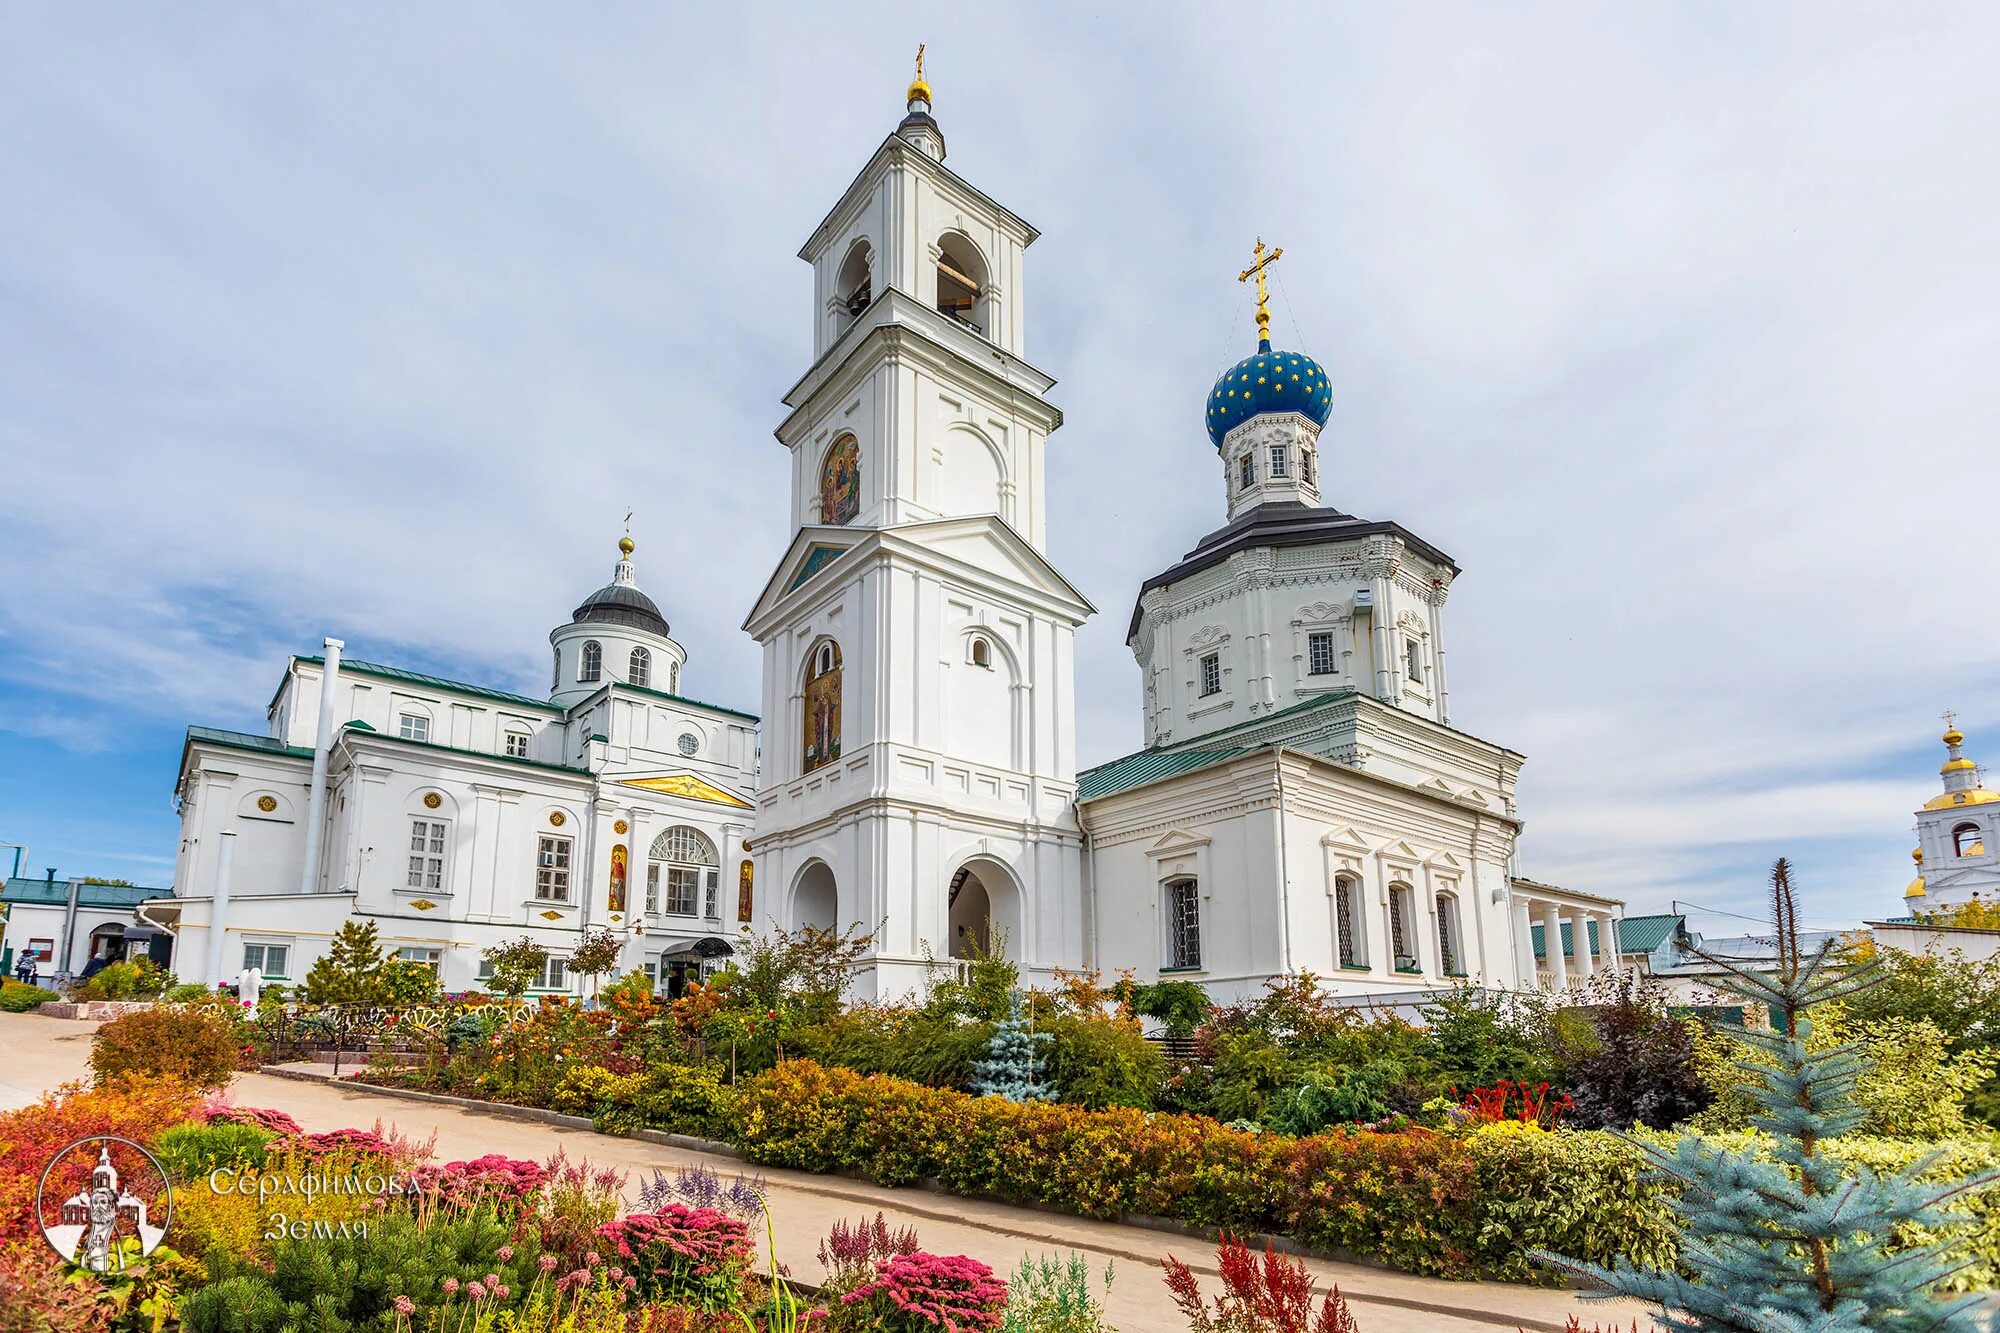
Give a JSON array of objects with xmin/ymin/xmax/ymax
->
[
  {"xmin": 1165, "ymin": 879, "xmax": 1201, "ymax": 970},
  {"xmin": 398, "ymin": 713, "xmax": 430, "ymax": 742},
  {"xmin": 1334, "ymin": 874, "xmax": 1363, "ymax": 968},
  {"xmin": 406, "ymin": 819, "xmax": 447, "ymax": 890},
  {"xmin": 397, "ymin": 946, "xmax": 442, "ymax": 972},
  {"xmin": 1199, "ymin": 652, "xmax": 1222, "ymax": 697},
  {"xmin": 535, "ymin": 835, "xmax": 572, "ymax": 902},
  {"xmin": 579, "ymin": 640, "xmax": 602, "ymax": 683},
  {"xmin": 1238, "ymin": 453, "xmax": 1255, "ymax": 490},
  {"xmin": 1436, "ymin": 894, "xmax": 1462, "ymax": 975},
  {"xmin": 1269, "ymin": 443, "xmax": 1290, "ymax": 478},
  {"xmin": 649, "ymin": 825, "xmax": 718, "ymax": 917},
  {"xmin": 1302, "ymin": 447, "xmax": 1315, "ymax": 485},
  {"xmin": 537, "ymin": 956, "xmax": 568, "ymax": 990},
  {"xmin": 503, "ymin": 730, "xmax": 531, "ymax": 758},
  {"xmin": 629, "ymin": 646, "xmax": 652, "ymax": 687},
  {"xmin": 1307, "ymin": 632, "xmax": 1336, "ymax": 676},
  {"xmin": 1405, "ymin": 637, "xmax": 1424, "ymax": 684},
  {"xmin": 242, "ymin": 941, "xmax": 290, "ymax": 978}
]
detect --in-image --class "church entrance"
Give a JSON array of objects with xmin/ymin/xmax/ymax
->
[
  {"xmin": 946, "ymin": 858, "xmax": 1018, "ymax": 965},
  {"xmin": 793, "ymin": 860, "xmax": 838, "ymax": 933}
]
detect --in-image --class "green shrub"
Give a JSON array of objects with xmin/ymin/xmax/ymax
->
[
  {"xmin": 1128, "ymin": 980, "xmax": 1211, "ymax": 1039},
  {"xmin": 636, "ymin": 1063, "xmax": 737, "ymax": 1139},
  {"xmin": 1043, "ymin": 1014, "xmax": 1160, "ymax": 1109},
  {"xmin": 164, "ymin": 982, "xmax": 212, "ymax": 1003},
  {"xmin": 155, "ymin": 1121, "xmax": 274, "ymax": 1181},
  {"xmin": 90, "ymin": 1003, "xmax": 244, "ymax": 1090},
  {"xmin": 0, "ymin": 982, "xmax": 59, "ymax": 1012},
  {"xmin": 1467, "ymin": 1125, "xmax": 1682, "ymax": 1282}
]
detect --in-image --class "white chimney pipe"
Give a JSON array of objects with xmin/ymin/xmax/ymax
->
[{"xmin": 297, "ymin": 637, "xmax": 344, "ymax": 894}]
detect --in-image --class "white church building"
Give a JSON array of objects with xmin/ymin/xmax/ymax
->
[{"xmin": 155, "ymin": 63, "xmax": 1622, "ymax": 1002}]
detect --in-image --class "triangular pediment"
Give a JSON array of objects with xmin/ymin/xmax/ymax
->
[
  {"xmin": 1322, "ymin": 825, "xmax": 1371, "ymax": 851},
  {"xmin": 879, "ymin": 517, "xmax": 1096, "ymax": 620},
  {"xmin": 1378, "ymin": 839, "xmax": 1423, "ymax": 863},
  {"xmin": 744, "ymin": 527, "xmax": 865, "ymax": 630},
  {"xmin": 1424, "ymin": 850, "xmax": 1464, "ymax": 871},
  {"xmin": 617, "ymin": 772, "xmax": 755, "ymax": 809},
  {"xmin": 1145, "ymin": 829, "xmax": 1212, "ymax": 858}
]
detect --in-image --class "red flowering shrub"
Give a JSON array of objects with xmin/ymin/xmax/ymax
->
[
  {"xmin": 0, "ymin": 1076, "xmax": 197, "ymax": 1242},
  {"xmin": 1457, "ymin": 1081, "xmax": 1573, "ymax": 1128},
  {"xmin": 596, "ymin": 1204, "xmax": 752, "ymax": 1311},
  {"xmin": 1163, "ymin": 1233, "xmax": 1358, "ymax": 1333},
  {"xmin": 839, "ymin": 1251, "xmax": 1007, "ymax": 1331}
]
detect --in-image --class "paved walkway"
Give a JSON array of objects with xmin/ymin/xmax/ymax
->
[{"xmin": 0, "ymin": 1012, "xmax": 1651, "ymax": 1332}]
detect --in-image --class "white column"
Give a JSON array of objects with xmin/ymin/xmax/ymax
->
[
  {"xmin": 298, "ymin": 637, "xmax": 344, "ymax": 894},
  {"xmin": 1597, "ymin": 912, "xmax": 1619, "ymax": 972},
  {"xmin": 1511, "ymin": 897, "xmax": 1536, "ymax": 988},
  {"xmin": 204, "ymin": 831, "xmax": 237, "ymax": 987},
  {"xmin": 1569, "ymin": 908, "xmax": 1596, "ymax": 979},
  {"xmin": 1540, "ymin": 901, "xmax": 1566, "ymax": 988}
]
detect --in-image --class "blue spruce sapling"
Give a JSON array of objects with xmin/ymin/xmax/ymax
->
[
  {"xmin": 1535, "ymin": 858, "xmax": 2000, "ymax": 1331},
  {"xmin": 972, "ymin": 988, "xmax": 1053, "ymax": 1102}
]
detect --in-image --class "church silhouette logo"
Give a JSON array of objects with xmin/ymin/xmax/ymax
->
[{"xmin": 37, "ymin": 1136, "xmax": 172, "ymax": 1273}]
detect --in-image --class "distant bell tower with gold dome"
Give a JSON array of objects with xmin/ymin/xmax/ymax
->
[{"xmin": 1904, "ymin": 716, "xmax": 2000, "ymax": 911}]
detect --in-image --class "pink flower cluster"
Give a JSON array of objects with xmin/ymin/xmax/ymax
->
[
  {"xmin": 289, "ymin": 1127, "xmax": 397, "ymax": 1158},
  {"xmin": 407, "ymin": 1154, "xmax": 550, "ymax": 1206},
  {"xmin": 596, "ymin": 1204, "xmax": 752, "ymax": 1279},
  {"xmin": 840, "ymin": 1252, "xmax": 1007, "ymax": 1331},
  {"xmin": 199, "ymin": 1101, "xmax": 305, "ymax": 1136}
]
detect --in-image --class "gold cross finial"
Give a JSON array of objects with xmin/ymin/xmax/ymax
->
[
  {"xmin": 618, "ymin": 509, "xmax": 635, "ymax": 559},
  {"xmin": 1237, "ymin": 238, "xmax": 1284, "ymax": 347},
  {"xmin": 1944, "ymin": 709, "xmax": 1959, "ymax": 730},
  {"xmin": 908, "ymin": 43, "xmax": 931, "ymax": 104}
]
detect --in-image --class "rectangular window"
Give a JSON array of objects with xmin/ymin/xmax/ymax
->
[
  {"xmin": 1302, "ymin": 448, "xmax": 1315, "ymax": 485},
  {"xmin": 1269, "ymin": 444, "xmax": 1290, "ymax": 478},
  {"xmin": 504, "ymin": 732, "xmax": 531, "ymax": 758},
  {"xmin": 1334, "ymin": 881, "xmax": 1358, "ymax": 968},
  {"xmin": 665, "ymin": 866, "xmax": 699, "ymax": 916},
  {"xmin": 1238, "ymin": 453, "xmax": 1254, "ymax": 490},
  {"xmin": 397, "ymin": 946, "xmax": 442, "ymax": 972},
  {"xmin": 1390, "ymin": 889, "xmax": 1410, "ymax": 965},
  {"xmin": 704, "ymin": 868, "xmax": 720, "ymax": 919},
  {"xmin": 406, "ymin": 819, "xmax": 447, "ymax": 890},
  {"xmin": 1199, "ymin": 652, "xmax": 1221, "ymax": 697},
  {"xmin": 398, "ymin": 713, "xmax": 430, "ymax": 742},
  {"xmin": 538, "ymin": 957, "xmax": 569, "ymax": 991},
  {"xmin": 645, "ymin": 863, "xmax": 660, "ymax": 915},
  {"xmin": 1166, "ymin": 880, "xmax": 1201, "ymax": 970},
  {"xmin": 1307, "ymin": 631, "xmax": 1336, "ymax": 676},
  {"xmin": 242, "ymin": 942, "xmax": 290, "ymax": 978},
  {"xmin": 1436, "ymin": 901, "xmax": 1459, "ymax": 975},
  {"xmin": 535, "ymin": 835, "xmax": 572, "ymax": 902},
  {"xmin": 1405, "ymin": 638, "xmax": 1424, "ymax": 684}
]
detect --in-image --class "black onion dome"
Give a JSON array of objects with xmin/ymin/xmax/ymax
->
[{"xmin": 573, "ymin": 582, "xmax": 669, "ymax": 637}]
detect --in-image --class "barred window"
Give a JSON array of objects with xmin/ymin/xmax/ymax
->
[
  {"xmin": 1166, "ymin": 879, "xmax": 1201, "ymax": 970},
  {"xmin": 1389, "ymin": 884, "xmax": 1412, "ymax": 968},
  {"xmin": 1334, "ymin": 874, "xmax": 1361, "ymax": 968},
  {"xmin": 1199, "ymin": 653, "xmax": 1221, "ymax": 697},
  {"xmin": 1437, "ymin": 894, "xmax": 1461, "ymax": 975},
  {"xmin": 1307, "ymin": 632, "xmax": 1336, "ymax": 676}
]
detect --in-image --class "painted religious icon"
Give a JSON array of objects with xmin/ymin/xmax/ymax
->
[
  {"xmin": 820, "ymin": 435, "xmax": 860, "ymax": 525},
  {"xmin": 738, "ymin": 859, "xmax": 754, "ymax": 923},
  {"xmin": 608, "ymin": 843, "xmax": 628, "ymax": 914},
  {"xmin": 802, "ymin": 641, "xmax": 842, "ymax": 773}
]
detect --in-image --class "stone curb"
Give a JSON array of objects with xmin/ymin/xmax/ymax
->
[{"xmin": 256, "ymin": 1065, "xmax": 1588, "ymax": 1332}]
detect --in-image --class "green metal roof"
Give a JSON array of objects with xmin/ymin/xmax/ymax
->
[
  {"xmin": 185, "ymin": 726, "xmax": 313, "ymax": 761},
  {"xmin": 1076, "ymin": 746, "xmax": 1253, "ymax": 803},
  {"xmin": 4, "ymin": 878, "xmax": 165, "ymax": 909},
  {"xmin": 1613, "ymin": 913, "xmax": 1685, "ymax": 955},
  {"xmin": 297, "ymin": 656, "xmax": 563, "ymax": 715}
]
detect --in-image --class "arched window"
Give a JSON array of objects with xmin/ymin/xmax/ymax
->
[
  {"xmin": 1436, "ymin": 893, "xmax": 1462, "ymax": 976},
  {"xmin": 1333, "ymin": 873, "xmax": 1365, "ymax": 968},
  {"xmin": 820, "ymin": 435, "xmax": 861, "ymax": 526},
  {"xmin": 969, "ymin": 636, "xmax": 992, "ymax": 669},
  {"xmin": 647, "ymin": 825, "xmax": 719, "ymax": 918},
  {"xmin": 803, "ymin": 640, "xmax": 842, "ymax": 774},
  {"xmin": 935, "ymin": 233, "xmax": 987, "ymax": 333},
  {"xmin": 836, "ymin": 239, "xmax": 873, "ymax": 322},
  {"xmin": 629, "ymin": 646, "xmax": 652, "ymax": 688},
  {"xmin": 1955, "ymin": 822, "xmax": 1985, "ymax": 857},
  {"xmin": 579, "ymin": 640, "xmax": 602, "ymax": 683},
  {"xmin": 551, "ymin": 647, "xmax": 561, "ymax": 693}
]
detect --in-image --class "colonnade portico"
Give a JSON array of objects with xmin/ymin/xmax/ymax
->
[{"xmin": 1510, "ymin": 879, "xmax": 1620, "ymax": 990}]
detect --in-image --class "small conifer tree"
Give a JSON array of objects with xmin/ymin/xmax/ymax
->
[
  {"xmin": 303, "ymin": 921, "xmax": 386, "ymax": 1004},
  {"xmin": 971, "ymin": 989, "xmax": 1052, "ymax": 1102},
  {"xmin": 1535, "ymin": 859, "xmax": 2000, "ymax": 1331}
]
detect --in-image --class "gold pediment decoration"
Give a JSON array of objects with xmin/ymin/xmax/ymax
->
[
  {"xmin": 618, "ymin": 773, "xmax": 754, "ymax": 809},
  {"xmin": 409, "ymin": 899, "xmax": 437, "ymax": 912}
]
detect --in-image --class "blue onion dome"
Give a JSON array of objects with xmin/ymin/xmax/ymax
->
[{"xmin": 1205, "ymin": 337, "xmax": 1333, "ymax": 448}]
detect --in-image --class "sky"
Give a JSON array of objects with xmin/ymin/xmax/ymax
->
[{"xmin": 2, "ymin": 4, "xmax": 1997, "ymax": 935}]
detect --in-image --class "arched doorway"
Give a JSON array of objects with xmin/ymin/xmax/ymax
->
[
  {"xmin": 946, "ymin": 858, "xmax": 1020, "ymax": 962},
  {"xmin": 793, "ymin": 860, "xmax": 838, "ymax": 933}
]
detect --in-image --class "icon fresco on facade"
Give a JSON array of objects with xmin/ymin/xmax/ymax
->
[{"xmin": 820, "ymin": 436, "xmax": 860, "ymax": 525}]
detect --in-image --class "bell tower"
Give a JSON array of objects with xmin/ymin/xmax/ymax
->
[{"xmin": 744, "ymin": 54, "xmax": 1094, "ymax": 999}]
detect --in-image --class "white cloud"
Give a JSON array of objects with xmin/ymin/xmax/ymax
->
[{"xmin": 2, "ymin": 2, "xmax": 1996, "ymax": 930}]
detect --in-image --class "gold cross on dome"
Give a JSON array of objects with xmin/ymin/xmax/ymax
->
[
  {"xmin": 1944, "ymin": 708, "xmax": 1959, "ymax": 730},
  {"xmin": 1237, "ymin": 238, "xmax": 1284, "ymax": 344}
]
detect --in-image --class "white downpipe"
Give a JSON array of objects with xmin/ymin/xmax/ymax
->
[
  {"xmin": 297, "ymin": 638, "xmax": 344, "ymax": 894},
  {"xmin": 206, "ymin": 831, "xmax": 236, "ymax": 986}
]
